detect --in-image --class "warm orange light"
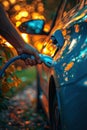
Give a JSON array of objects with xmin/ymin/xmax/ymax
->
[
  {"xmin": 19, "ymin": 11, "xmax": 29, "ymax": 17},
  {"xmin": 16, "ymin": 21, "xmax": 21, "ymax": 27},
  {"xmin": 37, "ymin": 3, "xmax": 44, "ymax": 13},
  {"xmin": 32, "ymin": 12, "xmax": 45, "ymax": 20},
  {"xmin": 74, "ymin": 24, "xmax": 80, "ymax": 33},
  {"xmin": 34, "ymin": 42, "xmax": 43, "ymax": 52},
  {"xmin": 15, "ymin": 11, "xmax": 29, "ymax": 20},
  {"xmin": 64, "ymin": 12, "xmax": 85, "ymax": 28},
  {"xmin": 41, "ymin": 40, "xmax": 57, "ymax": 56},
  {"xmin": 21, "ymin": 33, "xmax": 29, "ymax": 43},
  {"xmin": 2, "ymin": 0, "xmax": 10, "ymax": 10},
  {"xmin": 15, "ymin": 15, "xmax": 21, "ymax": 21},
  {"xmin": 64, "ymin": 62, "xmax": 74, "ymax": 71},
  {"xmin": 41, "ymin": 46, "xmax": 56, "ymax": 56},
  {"xmin": 9, "ymin": 0, "xmax": 16, "ymax": 4},
  {"xmin": 62, "ymin": 29, "xmax": 67, "ymax": 36},
  {"xmin": 5, "ymin": 42, "xmax": 13, "ymax": 48},
  {"xmin": 14, "ymin": 5, "xmax": 21, "ymax": 11},
  {"xmin": 44, "ymin": 24, "xmax": 50, "ymax": 32},
  {"xmin": 42, "ymin": 47, "xmax": 49, "ymax": 55},
  {"xmin": 38, "ymin": 6, "xmax": 44, "ymax": 12}
]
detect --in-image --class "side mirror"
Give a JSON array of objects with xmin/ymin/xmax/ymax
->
[{"xmin": 19, "ymin": 19, "xmax": 47, "ymax": 35}]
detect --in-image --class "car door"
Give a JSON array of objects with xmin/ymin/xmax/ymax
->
[
  {"xmin": 39, "ymin": 0, "xmax": 87, "ymax": 129},
  {"xmin": 38, "ymin": 0, "xmax": 80, "ymax": 98},
  {"xmin": 37, "ymin": 0, "xmax": 65, "ymax": 97},
  {"xmin": 54, "ymin": 0, "xmax": 87, "ymax": 85},
  {"xmin": 53, "ymin": 0, "xmax": 87, "ymax": 130}
]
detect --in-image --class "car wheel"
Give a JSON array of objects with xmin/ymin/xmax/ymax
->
[{"xmin": 50, "ymin": 94, "xmax": 61, "ymax": 130}]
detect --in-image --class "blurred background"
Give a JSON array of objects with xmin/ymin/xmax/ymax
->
[
  {"xmin": 0, "ymin": 0, "xmax": 59, "ymax": 100},
  {"xmin": 0, "ymin": 0, "xmax": 58, "ymax": 129}
]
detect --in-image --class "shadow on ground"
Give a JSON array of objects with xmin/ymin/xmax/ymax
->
[{"xmin": 0, "ymin": 82, "xmax": 50, "ymax": 130}]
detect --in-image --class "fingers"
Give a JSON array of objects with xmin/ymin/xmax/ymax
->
[
  {"xmin": 17, "ymin": 43, "xmax": 42, "ymax": 65},
  {"xmin": 25, "ymin": 54, "xmax": 41, "ymax": 66},
  {"xmin": 33, "ymin": 51, "xmax": 41, "ymax": 64},
  {"xmin": 25, "ymin": 58, "xmax": 37, "ymax": 66}
]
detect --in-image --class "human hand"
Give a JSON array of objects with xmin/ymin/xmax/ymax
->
[{"xmin": 17, "ymin": 43, "xmax": 41, "ymax": 66}]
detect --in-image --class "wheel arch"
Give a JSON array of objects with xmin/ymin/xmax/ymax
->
[
  {"xmin": 49, "ymin": 75, "xmax": 61, "ymax": 120},
  {"xmin": 49, "ymin": 75, "xmax": 56, "ymax": 107},
  {"xmin": 48, "ymin": 75, "xmax": 62, "ymax": 129}
]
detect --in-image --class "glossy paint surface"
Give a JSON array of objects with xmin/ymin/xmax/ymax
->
[
  {"xmin": 39, "ymin": 1, "xmax": 87, "ymax": 130},
  {"xmin": 19, "ymin": 0, "xmax": 87, "ymax": 129}
]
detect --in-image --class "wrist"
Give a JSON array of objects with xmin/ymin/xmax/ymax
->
[{"xmin": 16, "ymin": 43, "xmax": 29, "ymax": 55}]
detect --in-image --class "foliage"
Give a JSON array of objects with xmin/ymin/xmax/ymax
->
[
  {"xmin": 15, "ymin": 66, "xmax": 36, "ymax": 85},
  {"xmin": 0, "ymin": 42, "xmax": 21, "ymax": 111}
]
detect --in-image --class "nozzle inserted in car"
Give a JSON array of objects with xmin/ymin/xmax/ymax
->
[
  {"xmin": 39, "ymin": 54, "xmax": 57, "ymax": 67},
  {"xmin": 0, "ymin": 53, "xmax": 56, "ymax": 77}
]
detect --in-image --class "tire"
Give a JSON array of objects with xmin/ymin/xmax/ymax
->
[{"xmin": 50, "ymin": 94, "xmax": 61, "ymax": 130}]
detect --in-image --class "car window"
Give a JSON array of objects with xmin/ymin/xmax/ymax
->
[
  {"xmin": 60, "ymin": 0, "xmax": 86, "ymax": 24},
  {"xmin": 63, "ymin": 0, "xmax": 79, "ymax": 17},
  {"xmin": 65, "ymin": 0, "xmax": 79, "ymax": 11},
  {"xmin": 43, "ymin": 0, "xmax": 62, "ymax": 26}
]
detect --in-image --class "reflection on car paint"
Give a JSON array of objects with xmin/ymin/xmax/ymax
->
[
  {"xmin": 64, "ymin": 62, "xmax": 74, "ymax": 71},
  {"xmin": 19, "ymin": 1, "xmax": 87, "ymax": 129},
  {"xmin": 68, "ymin": 38, "xmax": 77, "ymax": 53}
]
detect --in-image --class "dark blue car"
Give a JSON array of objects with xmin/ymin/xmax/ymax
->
[{"xmin": 19, "ymin": 0, "xmax": 87, "ymax": 129}]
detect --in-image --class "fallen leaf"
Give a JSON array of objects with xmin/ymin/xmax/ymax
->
[{"xmin": 25, "ymin": 120, "xmax": 31, "ymax": 125}]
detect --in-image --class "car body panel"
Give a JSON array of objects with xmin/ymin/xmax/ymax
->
[
  {"xmin": 19, "ymin": 0, "xmax": 87, "ymax": 129},
  {"xmin": 38, "ymin": 1, "xmax": 87, "ymax": 130}
]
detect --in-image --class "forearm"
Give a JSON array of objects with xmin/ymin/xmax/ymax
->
[{"xmin": 0, "ymin": 4, "xmax": 25, "ymax": 50}]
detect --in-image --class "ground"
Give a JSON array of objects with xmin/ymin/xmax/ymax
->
[{"xmin": 0, "ymin": 82, "xmax": 50, "ymax": 130}]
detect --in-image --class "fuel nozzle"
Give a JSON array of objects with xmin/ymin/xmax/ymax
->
[
  {"xmin": 20, "ymin": 53, "xmax": 56, "ymax": 67},
  {"xmin": 0, "ymin": 53, "xmax": 56, "ymax": 77},
  {"xmin": 39, "ymin": 54, "xmax": 57, "ymax": 67}
]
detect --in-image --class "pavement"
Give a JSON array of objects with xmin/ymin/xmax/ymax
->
[{"xmin": 0, "ymin": 82, "xmax": 50, "ymax": 130}]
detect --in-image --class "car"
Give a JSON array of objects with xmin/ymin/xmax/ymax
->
[{"xmin": 19, "ymin": 0, "xmax": 87, "ymax": 130}]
